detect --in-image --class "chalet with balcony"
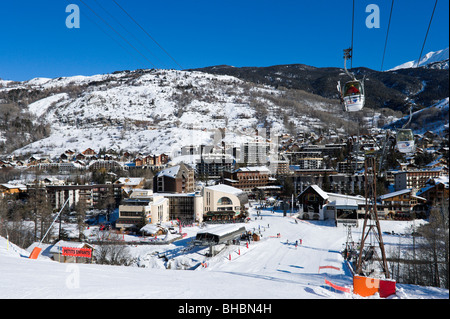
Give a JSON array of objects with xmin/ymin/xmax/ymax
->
[{"xmin": 378, "ymin": 188, "xmax": 427, "ymax": 220}]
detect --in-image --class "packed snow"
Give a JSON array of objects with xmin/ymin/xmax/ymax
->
[{"xmin": 1, "ymin": 202, "xmax": 448, "ymax": 299}]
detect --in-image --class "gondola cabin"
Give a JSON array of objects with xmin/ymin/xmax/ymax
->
[
  {"xmin": 339, "ymin": 80, "xmax": 365, "ymax": 112},
  {"xmin": 396, "ymin": 129, "xmax": 415, "ymax": 154}
]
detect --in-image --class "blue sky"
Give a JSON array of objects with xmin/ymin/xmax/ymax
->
[{"xmin": 1, "ymin": 0, "xmax": 448, "ymax": 81}]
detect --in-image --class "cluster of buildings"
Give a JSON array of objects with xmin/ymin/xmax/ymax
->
[
  {"xmin": 0, "ymin": 161, "xmax": 251, "ymax": 232},
  {"xmin": 1, "ymin": 126, "xmax": 448, "ymax": 231},
  {"xmin": 295, "ymin": 180, "xmax": 448, "ymax": 224},
  {"xmin": 116, "ymin": 163, "xmax": 249, "ymax": 230},
  {"xmin": 291, "ymin": 129, "xmax": 449, "ymax": 222},
  {"xmin": 0, "ymin": 148, "xmax": 170, "ymax": 172}
]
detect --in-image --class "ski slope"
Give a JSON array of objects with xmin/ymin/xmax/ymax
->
[{"xmin": 1, "ymin": 203, "xmax": 448, "ymax": 299}]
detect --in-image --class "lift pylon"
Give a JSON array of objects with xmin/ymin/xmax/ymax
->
[{"xmin": 355, "ymin": 156, "xmax": 390, "ymax": 279}]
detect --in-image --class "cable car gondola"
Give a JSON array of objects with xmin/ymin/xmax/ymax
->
[
  {"xmin": 396, "ymin": 129, "xmax": 415, "ymax": 154},
  {"xmin": 337, "ymin": 48, "xmax": 365, "ymax": 112},
  {"xmin": 396, "ymin": 105, "xmax": 415, "ymax": 154},
  {"xmin": 338, "ymin": 79, "xmax": 365, "ymax": 112}
]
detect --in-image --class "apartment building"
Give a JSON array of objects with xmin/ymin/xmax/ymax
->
[
  {"xmin": 223, "ymin": 166, "xmax": 270, "ymax": 192},
  {"xmin": 116, "ymin": 189, "xmax": 169, "ymax": 230},
  {"xmin": 45, "ymin": 183, "xmax": 123, "ymax": 210},
  {"xmin": 153, "ymin": 163, "xmax": 195, "ymax": 193},
  {"xmin": 394, "ymin": 168, "xmax": 444, "ymax": 191}
]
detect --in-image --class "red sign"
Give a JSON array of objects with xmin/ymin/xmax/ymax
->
[{"xmin": 62, "ymin": 247, "xmax": 92, "ymax": 258}]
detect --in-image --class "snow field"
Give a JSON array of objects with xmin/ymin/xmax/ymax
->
[{"xmin": 2, "ymin": 202, "xmax": 448, "ymax": 299}]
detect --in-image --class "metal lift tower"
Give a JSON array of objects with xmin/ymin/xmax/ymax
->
[{"xmin": 355, "ymin": 156, "xmax": 390, "ymax": 279}]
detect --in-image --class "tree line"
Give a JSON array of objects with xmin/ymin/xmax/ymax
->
[{"xmin": 387, "ymin": 202, "xmax": 449, "ymax": 289}]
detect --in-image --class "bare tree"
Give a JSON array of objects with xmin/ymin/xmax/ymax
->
[
  {"xmin": 74, "ymin": 198, "xmax": 88, "ymax": 241},
  {"xmin": 92, "ymin": 231, "xmax": 133, "ymax": 266},
  {"xmin": 419, "ymin": 202, "xmax": 449, "ymax": 288},
  {"xmin": 26, "ymin": 181, "xmax": 53, "ymax": 243}
]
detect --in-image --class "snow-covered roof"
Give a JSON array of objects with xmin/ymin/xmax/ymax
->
[
  {"xmin": 157, "ymin": 165, "xmax": 180, "ymax": 178},
  {"xmin": 412, "ymin": 195, "xmax": 427, "ymax": 202},
  {"xmin": 196, "ymin": 224, "xmax": 246, "ymax": 237},
  {"xmin": 379, "ymin": 188, "xmax": 412, "ymax": 200},
  {"xmin": 0, "ymin": 183, "xmax": 27, "ymax": 190},
  {"xmin": 235, "ymin": 166, "xmax": 270, "ymax": 173},
  {"xmin": 434, "ymin": 175, "xmax": 449, "ymax": 186},
  {"xmin": 115, "ymin": 177, "xmax": 144, "ymax": 186},
  {"xmin": 305, "ymin": 185, "xmax": 329, "ymax": 200},
  {"xmin": 205, "ymin": 184, "xmax": 243, "ymax": 195},
  {"xmin": 330, "ymin": 198, "xmax": 359, "ymax": 209},
  {"xmin": 49, "ymin": 240, "xmax": 94, "ymax": 254},
  {"xmin": 140, "ymin": 224, "xmax": 165, "ymax": 235},
  {"xmin": 416, "ymin": 176, "xmax": 449, "ymax": 197},
  {"xmin": 153, "ymin": 192, "xmax": 198, "ymax": 198},
  {"xmin": 326, "ymin": 192, "xmax": 366, "ymax": 205}
]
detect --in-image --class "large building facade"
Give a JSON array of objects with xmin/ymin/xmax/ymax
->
[
  {"xmin": 203, "ymin": 184, "xmax": 249, "ymax": 222},
  {"xmin": 154, "ymin": 163, "xmax": 195, "ymax": 193}
]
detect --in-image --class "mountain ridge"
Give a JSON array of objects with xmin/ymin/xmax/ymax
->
[
  {"xmin": 1, "ymin": 68, "xmax": 348, "ymax": 157},
  {"xmin": 389, "ymin": 47, "xmax": 449, "ymax": 71},
  {"xmin": 0, "ymin": 55, "xmax": 448, "ymax": 157},
  {"xmin": 193, "ymin": 61, "xmax": 449, "ymax": 113}
]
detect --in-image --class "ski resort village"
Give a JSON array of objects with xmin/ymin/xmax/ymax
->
[
  {"xmin": 1, "ymin": 74, "xmax": 449, "ymax": 300},
  {"xmin": 0, "ymin": 1, "xmax": 449, "ymax": 305}
]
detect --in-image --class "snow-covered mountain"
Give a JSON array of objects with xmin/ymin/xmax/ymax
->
[
  {"xmin": 1, "ymin": 68, "xmax": 343, "ymax": 158},
  {"xmin": 196, "ymin": 61, "xmax": 449, "ymax": 113},
  {"xmin": 384, "ymin": 97, "xmax": 449, "ymax": 135},
  {"xmin": 389, "ymin": 47, "xmax": 449, "ymax": 71},
  {"xmin": 1, "ymin": 61, "xmax": 448, "ymax": 158}
]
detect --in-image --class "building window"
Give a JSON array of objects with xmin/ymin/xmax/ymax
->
[{"xmin": 217, "ymin": 197, "xmax": 233, "ymax": 205}]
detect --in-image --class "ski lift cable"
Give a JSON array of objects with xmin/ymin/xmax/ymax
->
[
  {"xmin": 351, "ymin": 0, "xmax": 355, "ymax": 69},
  {"xmin": 416, "ymin": 0, "xmax": 438, "ymax": 68},
  {"xmin": 64, "ymin": 0, "xmax": 148, "ymax": 67},
  {"xmin": 343, "ymin": 49, "xmax": 355, "ymax": 80},
  {"xmin": 380, "ymin": 0, "xmax": 395, "ymax": 72},
  {"xmin": 402, "ymin": 105, "xmax": 413, "ymax": 129},
  {"xmin": 38, "ymin": 197, "xmax": 70, "ymax": 246},
  {"xmin": 112, "ymin": 0, "xmax": 184, "ymax": 70},
  {"xmin": 92, "ymin": 0, "xmax": 169, "ymax": 69},
  {"xmin": 78, "ymin": 0, "xmax": 158, "ymax": 69}
]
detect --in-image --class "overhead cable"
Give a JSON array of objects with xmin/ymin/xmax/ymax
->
[{"xmin": 112, "ymin": 0, "xmax": 184, "ymax": 70}]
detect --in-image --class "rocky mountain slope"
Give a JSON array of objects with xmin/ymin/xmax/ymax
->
[
  {"xmin": 194, "ymin": 59, "xmax": 449, "ymax": 113},
  {"xmin": 1, "ymin": 68, "xmax": 348, "ymax": 158},
  {"xmin": 1, "ymin": 51, "xmax": 448, "ymax": 158}
]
